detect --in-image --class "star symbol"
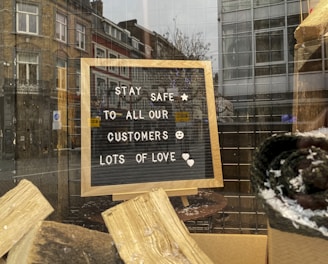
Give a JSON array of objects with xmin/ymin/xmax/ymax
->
[{"xmin": 181, "ymin": 93, "xmax": 188, "ymax": 101}]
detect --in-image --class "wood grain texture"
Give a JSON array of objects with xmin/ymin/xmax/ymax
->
[
  {"xmin": 102, "ymin": 188, "xmax": 214, "ymax": 263},
  {"xmin": 7, "ymin": 221, "xmax": 121, "ymax": 264},
  {"xmin": 294, "ymin": 0, "xmax": 328, "ymax": 43},
  {"xmin": 0, "ymin": 180, "xmax": 54, "ymax": 258}
]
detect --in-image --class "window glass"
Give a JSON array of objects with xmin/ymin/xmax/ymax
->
[
  {"xmin": 255, "ymin": 29, "xmax": 284, "ymax": 64},
  {"xmin": 17, "ymin": 53, "xmax": 38, "ymax": 85},
  {"xmin": 222, "ymin": 0, "xmax": 251, "ymax": 12},
  {"xmin": 56, "ymin": 59, "xmax": 67, "ymax": 90},
  {"xmin": 254, "ymin": 17, "xmax": 285, "ymax": 30},
  {"xmin": 96, "ymin": 76, "xmax": 106, "ymax": 98},
  {"xmin": 16, "ymin": 3, "xmax": 38, "ymax": 34},
  {"xmin": 108, "ymin": 53, "xmax": 118, "ymax": 72},
  {"xmin": 96, "ymin": 47, "xmax": 105, "ymax": 58},
  {"xmin": 76, "ymin": 23, "xmax": 85, "ymax": 50},
  {"xmin": 76, "ymin": 68, "xmax": 81, "ymax": 94},
  {"xmin": 109, "ymin": 81, "xmax": 119, "ymax": 106},
  {"xmin": 95, "ymin": 46, "xmax": 106, "ymax": 71},
  {"xmin": 254, "ymin": 0, "xmax": 284, "ymax": 7},
  {"xmin": 2, "ymin": 0, "xmax": 326, "ymax": 238},
  {"xmin": 56, "ymin": 13, "xmax": 67, "ymax": 42}
]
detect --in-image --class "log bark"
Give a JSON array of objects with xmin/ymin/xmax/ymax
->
[
  {"xmin": 0, "ymin": 180, "xmax": 54, "ymax": 258},
  {"xmin": 7, "ymin": 221, "xmax": 122, "ymax": 264},
  {"xmin": 102, "ymin": 188, "xmax": 214, "ymax": 263}
]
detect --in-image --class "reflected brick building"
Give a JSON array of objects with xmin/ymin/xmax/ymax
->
[
  {"xmin": 0, "ymin": 0, "xmax": 180, "ymax": 160},
  {"xmin": 0, "ymin": 0, "xmax": 93, "ymax": 159}
]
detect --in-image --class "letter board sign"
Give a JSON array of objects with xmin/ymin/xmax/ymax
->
[{"xmin": 81, "ymin": 59, "xmax": 223, "ymax": 197}]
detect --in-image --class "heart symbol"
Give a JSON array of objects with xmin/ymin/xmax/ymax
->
[
  {"xmin": 187, "ymin": 159, "xmax": 195, "ymax": 167},
  {"xmin": 182, "ymin": 153, "xmax": 190, "ymax": 161}
]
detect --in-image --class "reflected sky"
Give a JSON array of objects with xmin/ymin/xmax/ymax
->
[{"xmin": 103, "ymin": 0, "xmax": 218, "ymax": 72}]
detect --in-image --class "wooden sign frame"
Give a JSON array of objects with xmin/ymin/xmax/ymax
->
[{"xmin": 81, "ymin": 59, "xmax": 223, "ymax": 198}]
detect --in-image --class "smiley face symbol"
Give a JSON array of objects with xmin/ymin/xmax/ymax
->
[{"xmin": 175, "ymin": 130, "xmax": 184, "ymax": 140}]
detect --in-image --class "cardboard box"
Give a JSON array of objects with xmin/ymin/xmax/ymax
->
[
  {"xmin": 191, "ymin": 233, "xmax": 268, "ymax": 264},
  {"xmin": 268, "ymin": 225, "xmax": 328, "ymax": 264}
]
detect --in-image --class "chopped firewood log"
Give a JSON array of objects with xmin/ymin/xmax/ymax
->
[
  {"xmin": 0, "ymin": 180, "xmax": 54, "ymax": 258},
  {"xmin": 6, "ymin": 221, "xmax": 122, "ymax": 264},
  {"xmin": 102, "ymin": 188, "xmax": 214, "ymax": 264}
]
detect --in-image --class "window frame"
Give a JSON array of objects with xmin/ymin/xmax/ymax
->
[
  {"xmin": 108, "ymin": 53, "xmax": 119, "ymax": 73},
  {"xmin": 17, "ymin": 52, "xmax": 39, "ymax": 85},
  {"xmin": 95, "ymin": 75, "xmax": 107, "ymax": 98},
  {"xmin": 16, "ymin": 3, "xmax": 39, "ymax": 35},
  {"xmin": 55, "ymin": 12, "xmax": 67, "ymax": 43},
  {"xmin": 95, "ymin": 45, "xmax": 106, "ymax": 70},
  {"xmin": 254, "ymin": 27, "xmax": 286, "ymax": 66},
  {"xmin": 56, "ymin": 59, "xmax": 67, "ymax": 90},
  {"xmin": 108, "ymin": 80, "xmax": 119, "ymax": 106},
  {"xmin": 76, "ymin": 22, "xmax": 86, "ymax": 50}
]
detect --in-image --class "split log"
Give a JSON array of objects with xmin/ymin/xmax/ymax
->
[
  {"xmin": 0, "ymin": 180, "xmax": 54, "ymax": 258},
  {"xmin": 102, "ymin": 188, "xmax": 214, "ymax": 264},
  {"xmin": 294, "ymin": 0, "xmax": 328, "ymax": 43},
  {"xmin": 7, "ymin": 221, "xmax": 121, "ymax": 264}
]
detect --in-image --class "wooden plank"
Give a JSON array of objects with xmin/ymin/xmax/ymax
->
[
  {"xmin": 180, "ymin": 196, "xmax": 190, "ymax": 207},
  {"xmin": 6, "ymin": 221, "xmax": 121, "ymax": 264},
  {"xmin": 0, "ymin": 180, "xmax": 54, "ymax": 258},
  {"xmin": 102, "ymin": 188, "xmax": 214, "ymax": 263}
]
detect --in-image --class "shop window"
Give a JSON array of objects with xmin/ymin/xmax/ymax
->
[
  {"xmin": 16, "ymin": 3, "xmax": 39, "ymax": 35},
  {"xmin": 56, "ymin": 13, "xmax": 67, "ymax": 43},
  {"xmin": 76, "ymin": 23, "xmax": 86, "ymax": 50}
]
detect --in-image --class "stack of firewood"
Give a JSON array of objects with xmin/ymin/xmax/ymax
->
[
  {"xmin": 0, "ymin": 180, "xmax": 213, "ymax": 264},
  {"xmin": 0, "ymin": 180, "xmax": 121, "ymax": 263}
]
